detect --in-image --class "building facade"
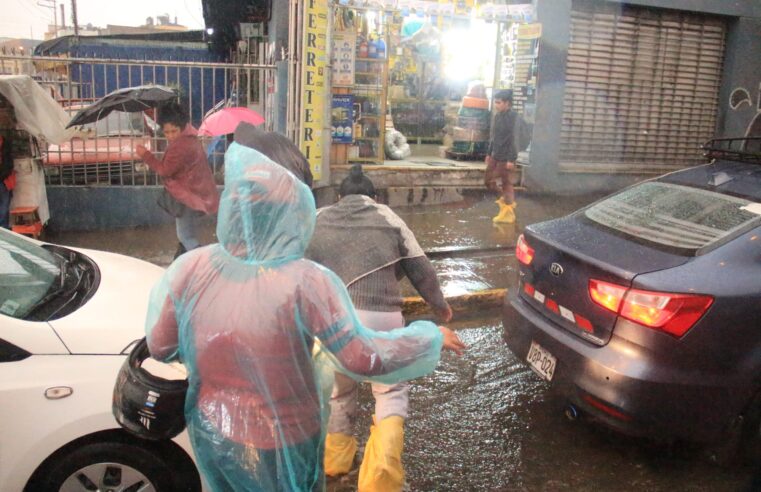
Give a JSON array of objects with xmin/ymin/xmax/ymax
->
[{"xmin": 527, "ymin": 0, "xmax": 761, "ymax": 193}]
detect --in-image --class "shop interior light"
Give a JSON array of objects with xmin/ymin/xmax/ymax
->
[
  {"xmin": 441, "ymin": 21, "xmax": 497, "ymax": 81},
  {"xmin": 442, "ymin": 29, "xmax": 480, "ymax": 80}
]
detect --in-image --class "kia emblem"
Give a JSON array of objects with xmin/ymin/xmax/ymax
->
[{"xmin": 550, "ymin": 263, "xmax": 564, "ymax": 277}]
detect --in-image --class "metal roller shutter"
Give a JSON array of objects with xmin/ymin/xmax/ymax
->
[{"xmin": 559, "ymin": 1, "xmax": 726, "ymax": 173}]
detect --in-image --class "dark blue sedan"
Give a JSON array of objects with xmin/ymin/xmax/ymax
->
[{"xmin": 503, "ymin": 138, "xmax": 761, "ymax": 462}]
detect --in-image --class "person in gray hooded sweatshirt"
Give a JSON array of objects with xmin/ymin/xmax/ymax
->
[{"xmin": 305, "ymin": 164, "xmax": 461, "ymax": 491}]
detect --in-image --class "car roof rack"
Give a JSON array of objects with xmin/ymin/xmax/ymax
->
[{"xmin": 702, "ymin": 137, "xmax": 761, "ymax": 164}]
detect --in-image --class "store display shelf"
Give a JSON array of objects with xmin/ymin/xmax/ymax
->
[
  {"xmin": 356, "ymin": 57, "xmax": 387, "ymax": 62},
  {"xmin": 389, "ymin": 98, "xmax": 449, "ymax": 104},
  {"xmin": 348, "ymin": 157, "xmax": 382, "ymax": 162},
  {"xmin": 402, "ymin": 137, "xmax": 443, "ymax": 142},
  {"xmin": 335, "ymin": 4, "xmax": 398, "ymax": 14},
  {"xmin": 355, "ymin": 137, "xmax": 381, "ymax": 140}
]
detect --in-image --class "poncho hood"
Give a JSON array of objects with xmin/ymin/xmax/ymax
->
[{"xmin": 217, "ymin": 142, "xmax": 315, "ymax": 263}]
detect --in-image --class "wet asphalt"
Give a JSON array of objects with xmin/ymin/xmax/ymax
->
[{"xmin": 48, "ymin": 192, "xmax": 757, "ymax": 491}]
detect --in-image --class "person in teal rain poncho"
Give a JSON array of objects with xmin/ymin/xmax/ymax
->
[{"xmin": 144, "ymin": 142, "xmax": 465, "ymax": 492}]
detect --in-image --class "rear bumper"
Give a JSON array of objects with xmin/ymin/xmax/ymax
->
[{"xmin": 503, "ymin": 291, "xmax": 747, "ymax": 443}]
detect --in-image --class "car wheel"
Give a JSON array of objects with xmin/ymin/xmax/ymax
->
[{"xmin": 26, "ymin": 439, "xmax": 199, "ymax": 492}]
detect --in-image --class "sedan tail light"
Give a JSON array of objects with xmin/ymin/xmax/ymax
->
[
  {"xmin": 620, "ymin": 289, "xmax": 714, "ymax": 337},
  {"xmin": 589, "ymin": 279, "xmax": 713, "ymax": 337},
  {"xmin": 516, "ymin": 234, "xmax": 535, "ymax": 266},
  {"xmin": 589, "ymin": 279, "xmax": 627, "ymax": 313}
]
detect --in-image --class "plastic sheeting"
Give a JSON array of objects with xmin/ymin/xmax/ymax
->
[
  {"xmin": 145, "ymin": 142, "xmax": 443, "ymax": 491},
  {"xmin": 385, "ymin": 129, "xmax": 411, "ymax": 160},
  {"xmin": 10, "ymin": 158, "xmax": 50, "ymax": 224},
  {"xmin": 0, "ymin": 75, "xmax": 76, "ymax": 145}
]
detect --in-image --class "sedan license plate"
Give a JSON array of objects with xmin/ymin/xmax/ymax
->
[{"xmin": 526, "ymin": 341, "xmax": 556, "ymax": 381}]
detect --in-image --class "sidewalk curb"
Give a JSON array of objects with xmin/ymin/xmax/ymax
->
[{"xmin": 402, "ymin": 288, "xmax": 507, "ymax": 320}]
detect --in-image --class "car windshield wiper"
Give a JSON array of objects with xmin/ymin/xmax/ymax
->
[
  {"xmin": 24, "ymin": 273, "xmax": 68, "ymax": 319},
  {"xmin": 24, "ymin": 251, "xmax": 82, "ymax": 320},
  {"xmin": 57, "ymin": 257, "xmax": 69, "ymax": 288}
]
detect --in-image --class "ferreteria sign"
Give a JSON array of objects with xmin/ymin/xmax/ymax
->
[{"xmin": 300, "ymin": 0, "xmax": 329, "ymax": 180}]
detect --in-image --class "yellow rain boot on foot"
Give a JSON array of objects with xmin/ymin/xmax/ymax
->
[
  {"xmin": 492, "ymin": 201, "xmax": 514, "ymax": 223},
  {"xmin": 492, "ymin": 200, "xmax": 506, "ymax": 222},
  {"xmin": 324, "ymin": 432, "xmax": 358, "ymax": 476},
  {"xmin": 493, "ymin": 201, "xmax": 515, "ymax": 224},
  {"xmin": 358, "ymin": 416, "xmax": 405, "ymax": 492},
  {"xmin": 495, "ymin": 197, "xmax": 505, "ymax": 205}
]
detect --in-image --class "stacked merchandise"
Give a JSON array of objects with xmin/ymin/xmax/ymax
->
[{"xmin": 447, "ymin": 83, "xmax": 490, "ymax": 158}]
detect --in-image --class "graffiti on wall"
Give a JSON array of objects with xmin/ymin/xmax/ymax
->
[{"xmin": 730, "ymin": 82, "xmax": 761, "ymax": 137}]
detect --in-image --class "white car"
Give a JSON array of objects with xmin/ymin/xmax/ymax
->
[{"xmin": 0, "ymin": 228, "xmax": 202, "ymax": 491}]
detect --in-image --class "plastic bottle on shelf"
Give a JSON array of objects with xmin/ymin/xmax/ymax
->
[
  {"xmin": 358, "ymin": 37, "xmax": 369, "ymax": 58},
  {"xmin": 377, "ymin": 37, "xmax": 386, "ymax": 59},
  {"xmin": 368, "ymin": 34, "xmax": 378, "ymax": 58}
]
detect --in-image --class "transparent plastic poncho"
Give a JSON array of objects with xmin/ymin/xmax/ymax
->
[{"xmin": 145, "ymin": 143, "xmax": 443, "ymax": 492}]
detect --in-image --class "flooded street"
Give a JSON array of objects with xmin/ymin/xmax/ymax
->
[
  {"xmin": 48, "ymin": 193, "xmax": 757, "ymax": 491},
  {"xmin": 334, "ymin": 318, "xmax": 755, "ymax": 492},
  {"xmin": 48, "ymin": 192, "xmax": 600, "ymax": 296}
]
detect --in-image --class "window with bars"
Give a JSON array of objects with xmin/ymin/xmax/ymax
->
[{"xmin": 559, "ymin": 1, "xmax": 726, "ymax": 173}]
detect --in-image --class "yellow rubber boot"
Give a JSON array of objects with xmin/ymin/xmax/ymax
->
[
  {"xmin": 324, "ymin": 432, "xmax": 358, "ymax": 476},
  {"xmin": 358, "ymin": 416, "xmax": 405, "ymax": 492},
  {"xmin": 492, "ymin": 200, "xmax": 506, "ymax": 222},
  {"xmin": 493, "ymin": 201, "xmax": 515, "ymax": 223}
]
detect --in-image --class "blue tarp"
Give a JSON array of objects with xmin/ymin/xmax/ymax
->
[{"xmin": 35, "ymin": 35, "xmax": 228, "ymax": 126}]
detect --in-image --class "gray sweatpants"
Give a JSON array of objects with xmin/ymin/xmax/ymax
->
[{"xmin": 327, "ymin": 309, "xmax": 409, "ymax": 435}]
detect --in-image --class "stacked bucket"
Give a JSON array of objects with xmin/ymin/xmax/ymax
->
[{"xmin": 449, "ymin": 91, "xmax": 490, "ymax": 158}]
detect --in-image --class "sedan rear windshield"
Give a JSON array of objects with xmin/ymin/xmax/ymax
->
[{"xmin": 584, "ymin": 182, "xmax": 761, "ymax": 254}]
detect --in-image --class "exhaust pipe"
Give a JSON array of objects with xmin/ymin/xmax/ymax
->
[{"xmin": 564, "ymin": 404, "xmax": 579, "ymax": 421}]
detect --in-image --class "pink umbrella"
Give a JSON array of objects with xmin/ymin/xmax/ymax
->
[{"xmin": 198, "ymin": 107, "xmax": 265, "ymax": 136}]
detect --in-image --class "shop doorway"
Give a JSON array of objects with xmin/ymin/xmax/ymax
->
[{"xmin": 328, "ymin": 3, "xmax": 537, "ymax": 170}]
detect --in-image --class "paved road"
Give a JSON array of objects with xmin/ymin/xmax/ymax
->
[
  {"xmin": 48, "ymin": 192, "xmax": 758, "ymax": 491},
  {"xmin": 329, "ymin": 317, "xmax": 755, "ymax": 492}
]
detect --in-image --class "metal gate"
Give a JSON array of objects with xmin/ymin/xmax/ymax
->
[
  {"xmin": 559, "ymin": 1, "xmax": 726, "ymax": 173},
  {"xmin": 0, "ymin": 53, "xmax": 277, "ymax": 186}
]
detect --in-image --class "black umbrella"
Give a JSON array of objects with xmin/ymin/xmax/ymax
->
[{"xmin": 66, "ymin": 85, "xmax": 177, "ymax": 128}]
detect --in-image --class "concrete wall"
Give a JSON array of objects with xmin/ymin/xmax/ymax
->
[
  {"xmin": 526, "ymin": 0, "xmax": 761, "ymax": 195},
  {"xmin": 268, "ymin": 0, "xmax": 290, "ymax": 54},
  {"xmin": 269, "ymin": 1, "xmax": 290, "ymax": 134},
  {"xmin": 47, "ymin": 186, "xmax": 183, "ymax": 232},
  {"xmin": 716, "ymin": 16, "xmax": 761, "ymax": 138}
]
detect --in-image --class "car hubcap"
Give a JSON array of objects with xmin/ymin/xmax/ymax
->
[{"xmin": 59, "ymin": 462, "xmax": 156, "ymax": 492}]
